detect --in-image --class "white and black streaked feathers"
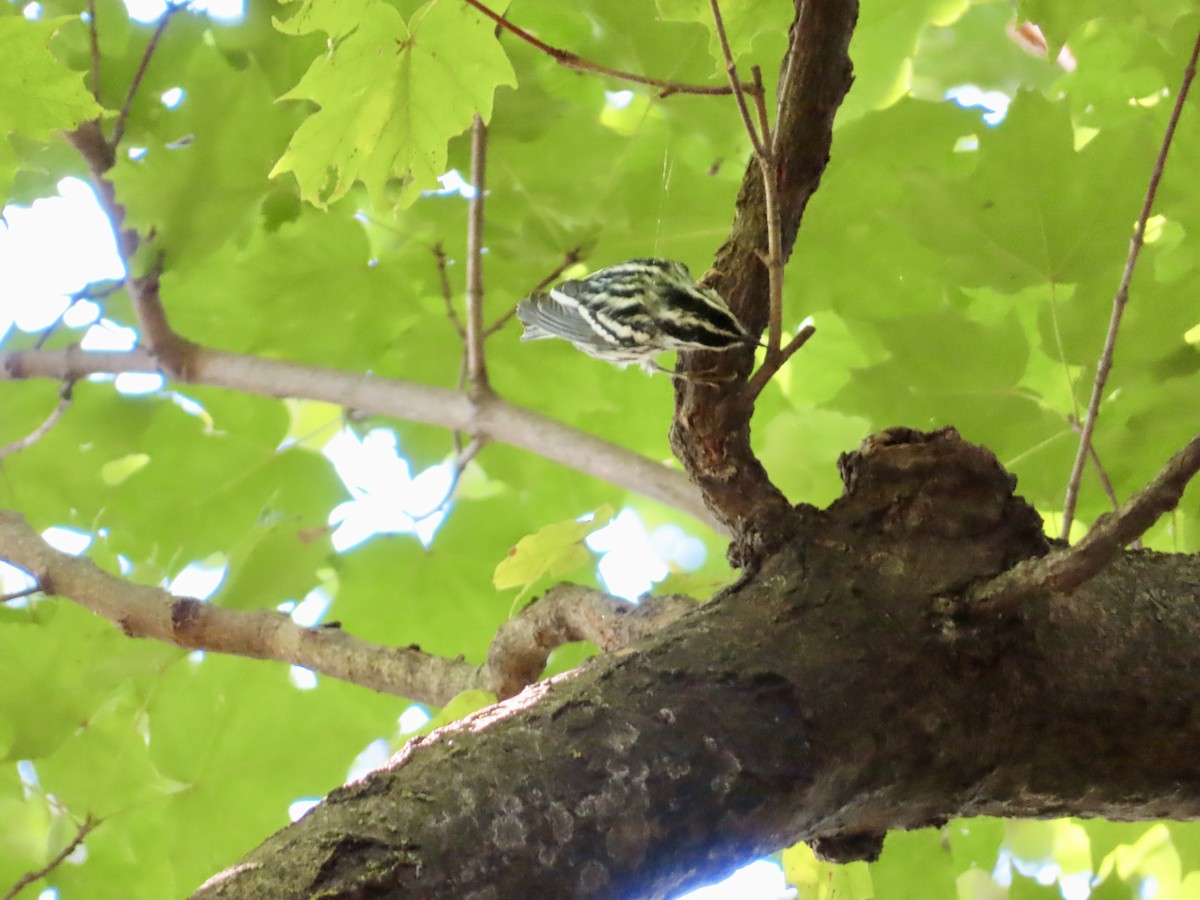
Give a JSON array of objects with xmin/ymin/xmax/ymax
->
[{"xmin": 516, "ymin": 258, "xmax": 757, "ymax": 373}]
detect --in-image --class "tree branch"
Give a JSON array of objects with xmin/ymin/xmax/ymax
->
[
  {"xmin": 0, "ymin": 382, "xmax": 72, "ymax": 460},
  {"xmin": 485, "ymin": 246, "xmax": 582, "ymax": 337},
  {"xmin": 485, "ymin": 585, "xmax": 694, "ymax": 698},
  {"xmin": 111, "ymin": 2, "xmax": 186, "ymax": 148},
  {"xmin": 1060, "ymin": 23, "xmax": 1200, "ymax": 538},
  {"xmin": 0, "ymin": 511, "xmax": 684, "ymax": 703},
  {"xmin": 671, "ymin": 0, "xmax": 857, "ymax": 562},
  {"xmin": 0, "ymin": 345, "xmax": 719, "ymax": 530},
  {"xmin": 973, "ymin": 431, "xmax": 1200, "ymax": 612},
  {"xmin": 431, "ymin": 243, "xmax": 466, "ymax": 340},
  {"xmin": 462, "ymin": 0, "xmax": 749, "ymax": 97},
  {"xmin": 464, "ymin": 115, "xmax": 490, "ymax": 394},
  {"xmin": 2, "ymin": 814, "xmax": 98, "ymax": 900}
]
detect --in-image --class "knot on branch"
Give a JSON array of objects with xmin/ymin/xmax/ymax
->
[{"xmin": 833, "ymin": 427, "xmax": 1048, "ymax": 560}]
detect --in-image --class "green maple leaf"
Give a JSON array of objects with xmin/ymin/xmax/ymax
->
[{"xmin": 271, "ymin": 0, "xmax": 516, "ymax": 209}]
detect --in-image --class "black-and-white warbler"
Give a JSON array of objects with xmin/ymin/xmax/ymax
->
[{"xmin": 516, "ymin": 258, "xmax": 758, "ymax": 376}]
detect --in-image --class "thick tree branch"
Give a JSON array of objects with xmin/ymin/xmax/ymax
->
[
  {"xmin": 973, "ymin": 431, "xmax": 1200, "ymax": 612},
  {"xmin": 672, "ymin": 0, "xmax": 857, "ymax": 564},
  {"xmin": 1061, "ymin": 24, "xmax": 1200, "ymax": 537},
  {"xmin": 0, "ymin": 345, "xmax": 717, "ymax": 529},
  {"xmin": 193, "ymin": 429, "xmax": 1200, "ymax": 899}
]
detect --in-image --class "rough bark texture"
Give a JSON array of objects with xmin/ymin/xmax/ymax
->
[
  {"xmin": 670, "ymin": 0, "xmax": 857, "ymax": 562},
  {"xmin": 194, "ymin": 429, "xmax": 1200, "ymax": 899}
]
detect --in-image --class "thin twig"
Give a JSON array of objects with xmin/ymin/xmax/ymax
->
[
  {"xmin": 2, "ymin": 815, "xmax": 98, "ymax": 900},
  {"xmin": 744, "ymin": 323, "xmax": 815, "ymax": 399},
  {"xmin": 1069, "ymin": 415, "xmax": 1121, "ymax": 511},
  {"xmin": 406, "ymin": 439, "xmax": 482, "ymax": 523},
  {"xmin": 0, "ymin": 585, "xmax": 42, "ymax": 604},
  {"xmin": 1060, "ymin": 25, "xmax": 1200, "ymax": 539},
  {"xmin": 465, "ymin": 116, "xmax": 490, "ymax": 393},
  {"xmin": 432, "ymin": 243, "xmax": 466, "ymax": 339},
  {"xmin": 34, "ymin": 282, "xmax": 121, "ymax": 350},
  {"xmin": 975, "ymin": 431, "xmax": 1200, "ymax": 613},
  {"xmin": 707, "ymin": 0, "xmax": 766, "ymax": 157},
  {"xmin": 86, "ymin": 0, "xmax": 101, "ymax": 103},
  {"xmin": 750, "ymin": 65, "xmax": 784, "ymax": 360},
  {"xmin": 463, "ymin": 0, "xmax": 746, "ymax": 98},
  {"xmin": 485, "ymin": 247, "xmax": 583, "ymax": 337},
  {"xmin": 111, "ymin": 2, "xmax": 187, "ymax": 147},
  {"xmin": 710, "ymin": 1, "xmax": 790, "ymax": 384},
  {"xmin": 0, "ymin": 383, "xmax": 73, "ymax": 461}
]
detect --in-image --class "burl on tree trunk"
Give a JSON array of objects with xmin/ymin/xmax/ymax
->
[{"xmin": 195, "ymin": 428, "xmax": 1200, "ymax": 900}]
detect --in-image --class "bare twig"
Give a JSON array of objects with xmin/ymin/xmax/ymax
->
[
  {"xmin": 707, "ymin": 0, "xmax": 766, "ymax": 157},
  {"xmin": 975, "ymin": 431, "xmax": 1200, "ymax": 613},
  {"xmin": 34, "ymin": 282, "xmax": 122, "ymax": 350},
  {"xmin": 0, "ymin": 585, "xmax": 42, "ymax": 604},
  {"xmin": 465, "ymin": 115, "xmax": 490, "ymax": 393},
  {"xmin": 1061, "ymin": 25, "xmax": 1200, "ymax": 539},
  {"xmin": 1, "ymin": 345, "xmax": 720, "ymax": 530},
  {"xmin": 484, "ymin": 584, "xmax": 695, "ymax": 698},
  {"xmin": 432, "ymin": 243, "xmax": 466, "ymax": 339},
  {"xmin": 744, "ymin": 322, "xmax": 815, "ymax": 399},
  {"xmin": 86, "ymin": 0, "xmax": 101, "ymax": 102},
  {"xmin": 2, "ymin": 815, "xmax": 99, "ymax": 900},
  {"xmin": 0, "ymin": 383, "xmax": 73, "ymax": 461},
  {"xmin": 111, "ymin": 2, "xmax": 187, "ymax": 147},
  {"xmin": 462, "ymin": 0, "xmax": 747, "ymax": 98},
  {"xmin": 709, "ymin": 2, "xmax": 790, "ymax": 387},
  {"xmin": 1068, "ymin": 415, "xmax": 1121, "ymax": 511},
  {"xmin": 406, "ymin": 438, "xmax": 482, "ymax": 523},
  {"xmin": 485, "ymin": 246, "xmax": 583, "ymax": 337}
]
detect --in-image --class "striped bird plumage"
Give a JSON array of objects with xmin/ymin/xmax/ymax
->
[{"xmin": 516, "ymin": 258, "xmax": 756, "ymax": 374}]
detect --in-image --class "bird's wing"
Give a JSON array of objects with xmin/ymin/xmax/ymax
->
[{"xmin": 516, "ymin": 295, "xmax": 604, "ymax": 344}]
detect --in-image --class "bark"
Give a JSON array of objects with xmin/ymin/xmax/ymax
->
[{"xmin": 194, "ymin": 429, "xmax": 1200, "ymax": 899}]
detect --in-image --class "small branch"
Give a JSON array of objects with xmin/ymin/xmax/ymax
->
[
  {"xmin": 464, "ymin": 115, "xmax": 490, "ymax": 394},
  {"xmin": 484, "ymin": 584, "xmax": 695, "ymax": 698},
  {"xmin": 1060, "ymin": 24, "xmax": 1200, "ymax": 539},
  {"xmin": 744, "ymin": 322, "xmax": 815, "ymax": 400},
  {"xmin": 432, "ymin": 243, "xmax": 465, "ymax": 340},
  {"xmin": 0, "ymin": 514, "xmax": 697, "ymax": 705},
  {"xmin": 126, "ymin": 254, "xmax": 197, "ymax": 378},
  {"xmin": 111, "ymin": 2, "xmax": 186, "ymax": 148},
  {"xmin": 2, "ymin": 814, "xmax": 98, "ymax": 900},
  {"xmin": 974, "ymin": 431, "xmax": 1200, "ymax": 613},
  {"xmin": 86, "ymin": 0, "xmax": 101, "ymax": 103},
  {"xmin": 1, "ymin": 345, "xmax": 720, "ymax": 530},
  {"xmin": 708, "ymin": 0, "xmax": 766, "ymax": 157},
  {"xmin": 1069, "ymin": 415, "xmax": 1121, "ymax": 511},
  {"xmin": 709, "ymin": 4, "xmax": 787, "ymax": 379},
  {"xmin": 0, "ymin": 383, "xmax": 73, "ymax": 461},
  {"xmin": 0, "ymin": 509, "xmax": 482, "ymax": 705},
  {"xmin": 1, "ymin": 584, "xmax": 42, "ymax": 604},
  {"xmin": 462, "ymin": 0, "xmax": 746, "ymax": 98},
  {"xmin": 406, "ymin": 438, "xmax": 482, "ymax": 523},
  {"xmin": 485, "ymin": 246, "xmax": 583, "ymax": 337}
]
